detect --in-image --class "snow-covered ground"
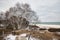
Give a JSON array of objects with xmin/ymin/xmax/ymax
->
[
  {"xmin": 4, "ymin": 34, "xmax": 16, "ymax": 40},
  {"xmin": 4, "ymin": 24, "xmax": 60, "ymax": 40},
  {"xmin": 36, "ymin": 24, "xmax": 60, "ymax": 29},
  {"xmin": 4, "ymin": 33, "xmax": 39, "ymax": 40}
]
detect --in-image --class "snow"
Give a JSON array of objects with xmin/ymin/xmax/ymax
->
[
  {"xmin": 20, "ymin": 33, "xmax": 27, "ymax": 36},
  {"xmin": 4, "ymin": 33, "xmax": 39, "ymax": 40},
  {"xmin": 4, "ymin": 34, "xmax": 16, "ymax": 40},
  {"xmin": 36, "ymin": 24, "xmax": 60, "ymax": 29}
]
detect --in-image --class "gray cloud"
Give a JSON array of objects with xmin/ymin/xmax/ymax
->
[
  {"xmin": 0, "ymin": 0, "xmax": 60, "ymax": 22},
  {"xmin": 35, "ymin": 0, "xmax": 60, "ymax": 22}
]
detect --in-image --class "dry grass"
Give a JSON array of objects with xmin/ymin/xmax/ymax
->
[{"xmin": 13, "ymin": 30, "xmax": 55, "ymax": 40}]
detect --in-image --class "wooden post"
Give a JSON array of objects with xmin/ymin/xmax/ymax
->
[
  {"xmin": 2, "ymin": 31, "xmax": 4, "ymax": 36},
  {"xmin": 2, "ymin": 31, "xmax": 4, "ymax": 40}
]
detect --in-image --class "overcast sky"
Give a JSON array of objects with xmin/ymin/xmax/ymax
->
[{"xmin": 0, "ymin": 0, "xmax": 60, "ymax": 22}]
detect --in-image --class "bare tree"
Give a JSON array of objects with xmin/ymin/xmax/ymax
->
[
  {"xmin": 0, "ymin": 2, "xmax": 38, "ymax": 30},
  {"xmin": 15, "ymin": 3, "xmax": 38, "ymax": 23}
]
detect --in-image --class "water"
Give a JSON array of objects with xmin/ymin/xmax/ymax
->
[{"xmin": 33, "ymin": 22, "xmax": 60, "ymax": 25}]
